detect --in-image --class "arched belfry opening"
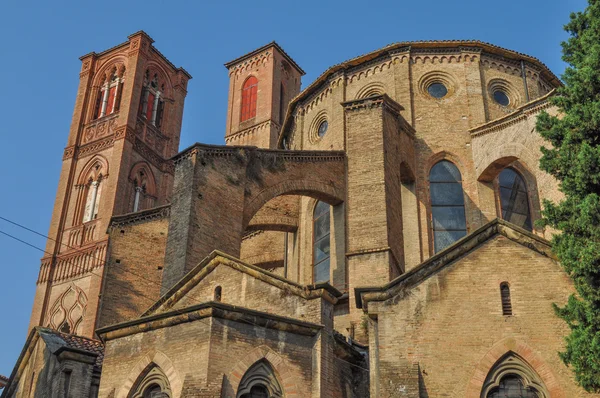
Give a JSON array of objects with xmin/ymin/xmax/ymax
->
[
  {"xmin": 481, "ymin": 352, "xmax": 549, "ymax": 398},
  {"xmin": 237, "ymin": 360, "xmax": 283, "ymax": 398}
]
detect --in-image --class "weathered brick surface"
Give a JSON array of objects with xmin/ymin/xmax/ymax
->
[{"xmin": 365, "ymin": 233, "xmax": 595, "ymax": 397}]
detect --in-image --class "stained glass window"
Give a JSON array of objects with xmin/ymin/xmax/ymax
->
[
  {"xmin": 498, "ymin": 168, "xmax": 532, "ymax": 231},
  {"xmin": 430, "ymin": 161, "xmax": 467, "ymax": 252}
]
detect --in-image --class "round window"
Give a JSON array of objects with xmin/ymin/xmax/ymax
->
[
  {"xmin": 427, "ymin": 83, "xmax": 448, "ymax": 99},
  {"xmin": 493, "ymin": 90, "xmax": 510, "ymax": 106},
  {"xmin": 318, "ymin": 120, "xmax": 328, "ymax": 138}
]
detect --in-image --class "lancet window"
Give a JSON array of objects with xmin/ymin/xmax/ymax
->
[
  {"xmin": 482, "ymin": 353, "xmax": 548, "ymax": 398},
  {"xmin": 429, "ymin": 160, "xmax": 467, "ymax": 252},
  {"xmin": 237, "ymin": 360, "xmax": 283, "ymax": 398},
  {"xmin": 129, "ymin": 163, "xmax": 156, "ymax": 213},
  {"xmin": 94, "ymin": 66, "xmax": 125, "ymax": 119},
  {"xmin": 139, "ymin": 69, "xmax": 166, "ymax": 129},
  {"xmin": 241, "ymin": 76, "xmax": 258, "ymax": 122}
]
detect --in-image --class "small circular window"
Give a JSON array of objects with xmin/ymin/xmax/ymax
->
[
  {"xmin": 318, "ymin": 120, "xmax": 328, "ymax": 138},
  {"xmin": 493, "ymin": 90, "xmax": 510, "ymax": 106},
  {"xmin": 427, "ymin": 83, "xmax": 448, "ymax": 99}
]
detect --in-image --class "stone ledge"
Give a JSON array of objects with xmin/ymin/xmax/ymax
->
[{"xmin": 109, "ymin": 204, "xmax": 171, "ymax": 230}]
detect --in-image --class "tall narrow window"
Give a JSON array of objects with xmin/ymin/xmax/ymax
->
[
  {"xmin": 139, "ymin": 71, "xmax": 165, "ymax": 128},
  {"xmin": 313, "ymin": 201, "xmax": 330, "ymax": 283},
  {"xmin": 83, "ymin": 179, "xmax": 102, "ymax": 222},
  {"xmin": 500, "ymin": 282, "xmax": 512, "ymax": 316},
  {"xmin": 429, "ymin": 160, "xmax": 467, "ymax": 252},
  {"xmin": 498, "ymin": 168, "xmax": 532, "ymax": 231},
  {"xmin": 63, "ymin": 370, "xmax": 72, "ymax": 398},
  {"xmin": 94, "ymin": 72, "xmax": 123, "ymax": 119},
  {"xmin": 241, "ymin": 76, "xmax": 258, "ymax": 122},
  {"xmin": 279, "ymin": 83, "xmax": 285, "ymax": 123}
]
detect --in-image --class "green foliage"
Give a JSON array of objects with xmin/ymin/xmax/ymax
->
[{"xmin": 536, "ymin": 0, "xmax": 600, "ymax": 391}]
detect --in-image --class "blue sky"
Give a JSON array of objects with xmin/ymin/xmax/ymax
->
[{"xmin": 0, "ymin": 0, "xmax": 587, "ymax": 378}]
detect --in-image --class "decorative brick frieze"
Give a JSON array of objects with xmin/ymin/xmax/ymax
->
[{"xmin": 109, "ymin": 205, "xmax": 171, "ymax": 229}]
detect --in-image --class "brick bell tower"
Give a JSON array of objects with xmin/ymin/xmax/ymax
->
[
  {"xmin": 224, "ymin": 42, "xmax": 304, "ymax": 148},
  {"xmin": 29, "ymin": 31, "xmax": 191, "ymax": 339}
]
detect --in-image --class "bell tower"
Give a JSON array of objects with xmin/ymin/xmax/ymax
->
[
  {"xmin": 29, "ymin": 31, "xmax": 191, "ymax": 338},
  {"xmin": 224, "ymin": 42, "xmax": 304, "ymax": 148}
]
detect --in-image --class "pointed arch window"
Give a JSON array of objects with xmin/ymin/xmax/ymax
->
[
  {"xmin": 241, "ymin": 76, "xmax": 258, "ymax": 122},
  {"xmin": 498, "ymin": 168, "xmax": 532, "ymax": 231},
  {"xmin": 94, "ymin": 67, "xmax": 124, "ymax": 119},
  {"xmin": 75, "ymin": 156, "xmax": 108, "ymax": 225},
  {"xmin": 129, "ymin": 163, "xmax": 157, "ymax": 213},
  {"xmin": 429, "ymin": 160, "xmax": 467, "ymax": 252},
  {"xmin": 237, "ymin": 360, "xmax": 283, "ymax": 398},
  {"xmin": 83, "ymin": 178, "xmax": 102, "ymax": 222},
  {"xmin": 139, "ymin": 70, "xmax": 166, "ymax": 129},
  {"xmin": 313, "ymin": 201, "xmax": 331, "ymax": 283},
  {"xmin": 482, "ymin": 353, "xmax": 548, "ymax": 398},
  {"xmin": 129, "ymin": 365, "xmax": 172, "ymax": 398}
]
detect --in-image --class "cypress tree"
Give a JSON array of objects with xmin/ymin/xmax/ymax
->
[{"xmin": 536, "ymin": 0, "xmax": 600, "ymax": 391}]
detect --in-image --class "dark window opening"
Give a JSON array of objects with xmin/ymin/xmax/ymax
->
[
  {"xmin": 493, "ymin": 90, "xmax": 510, "ymax": 106},
  {"xmin": 500, "ymin": 282, "xmax": 512, "ymax": 316},
  {"xmin": 318, "ymin": 120, "xmax": 328, "ymax": 138},
  {"xmin": 214, "ymin": 286, "xmax": 222, "ymax": 302},
  {"xmin": 428, "ymin": 82, "xmax": 448, "ymax": 99},
  {"xmin": 241, "ymin": 385, "xmax": 269, "ymax": 398}
]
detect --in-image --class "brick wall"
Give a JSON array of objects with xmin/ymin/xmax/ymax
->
[{"xmin": 367, "ymin": 234, "xmax": 595, "ymax": 397}]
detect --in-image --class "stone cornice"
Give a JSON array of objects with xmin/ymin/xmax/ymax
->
[
  {"xmin": 278, "ymin": 40, "xmax": 562, "ymax": 148},
  {"xmin": 469, "ymin": 90, "xmax": 555, "ymax": 138},
  {"xmin": 225, "ymin": 41, "xmax": 305, "ymax": 75},
  {"xmin": 96, "ymin": 301, "xmax": 323, "ymax": 342},
  {"xmin": 173, "ymin": 143, "xmax": 346, "ymax": 165},
  {"xmin": 355, "ymin": 219, "xmax": 555, "ymax": 310},
  {"xmin": 109, "ymin": 205, "xmax": 171, "ymax": 230}
]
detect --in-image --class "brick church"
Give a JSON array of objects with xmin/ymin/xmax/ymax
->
[{"xmin": 1, "ymin": 31, "xmax": 597, "ymax": 397}]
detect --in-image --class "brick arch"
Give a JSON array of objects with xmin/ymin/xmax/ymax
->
[
  {"xmin": 465, "ymin": 338, "xmax": 565, "ymax": 398},
  {"xmin": 242, "ymin": 178, "xmax": 344, "ymax": 230},
  {"xmin": 93, "ymin": 55, "xmax": 127, "ymax": 86},
  {"xmin": 77, "ymin": 154, "xmax": 109, "ymax": 185},
  {"xmin": 476, "ymin": 142, "xmax": 539, "ymax": 182},
  {"xmin": 224, "ymin": 345, "xmax": 302, "ymax": 398},
  {"xmin": 144, "ymin": 60, "xmax": 174, "ymax": 97},
  {"xmin": 478, "ymin": 156, "xmax": 543, "ymax": 231},
  {"xmin": 129, "ymin": 161, "xmax": 157, "ymax": 196},
  {"xmin": 116, "ymin": 351, "xmax": 182, "ymax": 398}
]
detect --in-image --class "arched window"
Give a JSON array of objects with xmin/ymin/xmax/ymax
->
[
  {"xmin": 482, "ymin": 353, "xmax": 548, "ymax": 398},
  {"xmin": 313, "ymin": 201, "xmax": 331, "ymax": 283},
  {"xmin": 129, "ymin": 365, "xmax": 171, "ymax": 398},
  {"xmin": 75, "ymin": 156, "xmax": 108, "ymax": 225},
  {"xmin": 94, "ymin": 67, "xmax": 124, "ymax": 119},
  {"xmin": 83, "ymin": 178, "xmax": 102, "ymax": 222},
  {"xmin": 429, "ymin": 160, "xmax": 467, "ymax": 253},
  {"xmin": 498, "ymin": 168, "xmax": 532, "ymax": 231},
  {"xmin": 237, "ymin": 360, "xmax": 283, "ymax": 398},
  {"xmin": 241, "ymin": 76, "xmax": 258, "ymax": 122},
  {"xmin": 500, "ymin": 282, "xmax": 512, "ymax": 316},
  {"xmin": 214, "ymin": 286, "xmax": 222, "ymax": 302},
  {"xmin": 139, "ymin": 70, "xmax": 166, "ymax": 129},
  {"xmin": 487, "ymin": 375, "xmax": 540, "ymax": 398},
  {"xmin": 129, "ymin": 163, "xmax": 157, "ymax": 213}
]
